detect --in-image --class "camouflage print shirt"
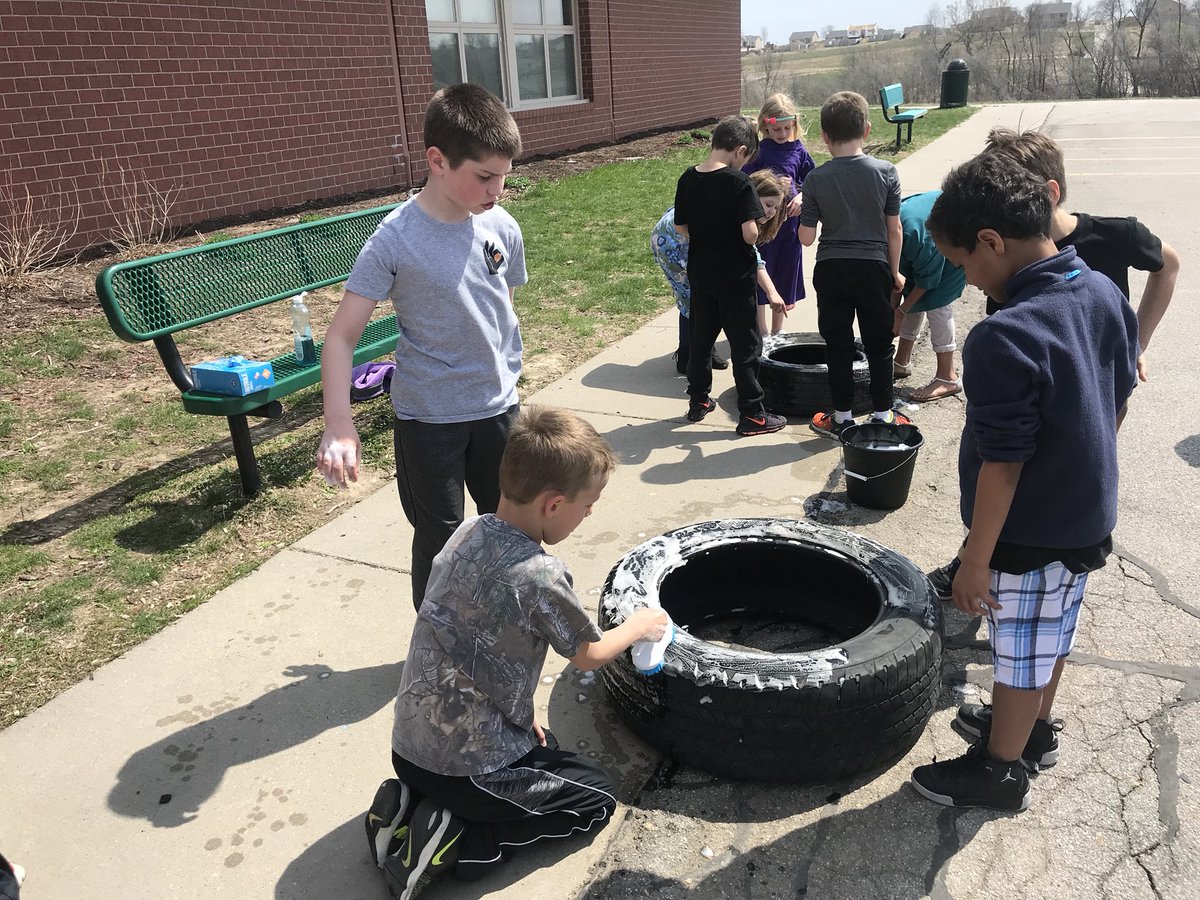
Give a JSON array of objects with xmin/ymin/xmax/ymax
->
[{"xmin": 391, "ymin": 515, "xmax": 603, "ymax": 776}]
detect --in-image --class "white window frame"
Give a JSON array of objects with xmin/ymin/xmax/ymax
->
[{"xmin": 426, "ymin": 0, "xmax": 585, "ymax": 110}]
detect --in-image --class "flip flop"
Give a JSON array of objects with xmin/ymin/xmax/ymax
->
[
  {"xmin": 893, "ymin": 361, "xmax": 912, "ymax": 379},
  {"xmin": 908, "ymin": 377, "xmax": 962, "ymax": 402}
]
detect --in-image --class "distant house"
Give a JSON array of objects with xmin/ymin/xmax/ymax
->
[
  {"xmin": 871, "ymin": 28, "xmax": 897, "ymax": 42},
  {"xmin": 788, "ymin": 30, "xmax": 819, "ymax": 51},
  {"xmin": 742, "ymin": 34, "xmax": 764, "ymax": 53},
  {"xmin": 901, "ymin": 24, "xmax": 927, "ymax": 39},
  {"xmin": 969, "ymin": 6, "xmax": 1024, "ymax": 28},
  {"xmin": 848, "ymin": 23, "xmax": 879, "ymax": 41},
  {"xmin": 1028, "ymin": 1, "xmax": 1071, "ymax": 28},
  {"xmin": 825, "ymin": 29, "xmax": 850, "ymax": 47}
]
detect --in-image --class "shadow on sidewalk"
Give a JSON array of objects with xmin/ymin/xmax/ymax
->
[{"xmin": 107, "ymin": 661, "xmax": 401, "ymax": 828}]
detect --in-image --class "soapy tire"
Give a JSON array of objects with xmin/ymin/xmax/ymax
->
[
  {"xmin": 598, "ymin": 519, "xmax": 942, "ymax": 783},
  {"xmin": 759, "ymin": 332, "xmax": 873, "ymax": 417}
]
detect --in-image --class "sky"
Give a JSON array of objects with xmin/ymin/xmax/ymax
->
[{"xmin": 740, "ymin": 0, "xmax": 942, "ymax": 41}]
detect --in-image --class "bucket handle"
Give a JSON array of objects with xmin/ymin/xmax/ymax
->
[{"xmin": 844, "ymin": 450, "xmax": 919, "ymax": 482}]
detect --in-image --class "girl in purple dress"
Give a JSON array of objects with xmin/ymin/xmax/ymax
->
[{"xmin": 744, "ymin": 93, "xmax": 816, "ymax": 336}]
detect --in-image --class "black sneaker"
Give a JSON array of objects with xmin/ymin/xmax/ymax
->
[
  {"xmin": 383, "ymin": 800, "xmax": 464, "ymax": 900},
  {"xmin": 910, "ymin": 742, "xmax": 1031, "ymax": 811},
  {"xmin": 736, "ymin": 411, "xmax": 786, "ymax": 436},
  {"xmin": 956, "ymin": 703, "xmax": 1063, "ymax": 771},
  {"xmin": 366, "ymin": 778, "xmax": 418, "ymax": 868},
  {"xmin": 710, "ymin": 348, "xmax": 729, "ymax": 370},
  {"xmin": 927, "ymin": 557, "xmax": 961, "ymax": 601},
  {"xmin": 686, "ymin": 397, "xmax": 716, "ymax": 422}
]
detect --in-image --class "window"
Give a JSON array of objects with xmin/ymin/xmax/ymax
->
[{"xmin": 426, "ymin": 0, "xmax": 582, "ymax": 108}]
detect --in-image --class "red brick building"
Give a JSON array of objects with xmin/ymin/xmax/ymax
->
[{"xmin": 0, "ymin": 1, "xmax": 741, "ymax": 250}]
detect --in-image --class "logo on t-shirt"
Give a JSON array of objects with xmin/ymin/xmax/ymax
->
[{"xmin": 483, "ymin": 240, "xmax": 505, "ymax": 275}]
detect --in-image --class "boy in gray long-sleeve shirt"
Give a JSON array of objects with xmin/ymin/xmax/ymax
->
[{"xmin": 798, "ymin": 91, "xmax": 910, "ymax": 438}]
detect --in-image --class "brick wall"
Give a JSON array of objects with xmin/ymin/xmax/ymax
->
[{"xmin": 0, "ymin": 0, "xmax": 740, "ymax": 251}]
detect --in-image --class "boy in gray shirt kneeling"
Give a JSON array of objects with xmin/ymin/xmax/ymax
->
[{"xmin": 365, "ymin": 407, "xmax": 668, "ymax": 900}]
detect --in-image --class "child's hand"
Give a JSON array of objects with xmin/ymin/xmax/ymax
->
[
  {"xmin": 892, "ymin": 272, "xmax": 906, "ymax": 295},
  {"xmin": 316, "ymin": 430, "xmax": 361, "ymax": 488},
  {"xmin": 532, "ymin": 719, "xmax": 548, "ymax": 747},
  {"xmin": 951, "ymin": 560, "xmax": 1001, "ymax": 616},
  {"xmin": 630, "ymin": 607, "xmax": 669, "ymax": 642},
  {"xmin": 786, "ymin": 194, "xmax": 802, "ymax": 218},
  {"xmin": 768, "ymin": 291, "xmax": 788, "ymax": 315}
]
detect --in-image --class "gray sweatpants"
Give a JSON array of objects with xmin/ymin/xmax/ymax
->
[{"xmin": 392, "ymin": 404, "xmax": 519, "ymax": 611}]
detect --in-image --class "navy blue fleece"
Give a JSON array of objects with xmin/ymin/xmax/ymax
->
[{"xmin": 959, "ymin": 247, "xmax": 1138, "ymax": 547}]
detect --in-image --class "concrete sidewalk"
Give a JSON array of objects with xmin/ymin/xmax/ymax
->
[{"xmin": 5, "ymin": 100, "xmax": 1199, "ymax": 900}]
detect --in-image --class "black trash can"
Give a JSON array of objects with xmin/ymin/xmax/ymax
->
[{"xmin": 940, "ymin": 59, "xmax": 970, "ymax": 108}]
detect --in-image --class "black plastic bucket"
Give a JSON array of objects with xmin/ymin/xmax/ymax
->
[{"xmin": 840, "ymin": 422, "xmax": 924, "ymax": 510}]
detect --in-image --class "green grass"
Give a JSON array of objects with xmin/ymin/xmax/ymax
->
[{"xmin": 506, "ymin": 146, "xmax": 707, "ymax": 342}]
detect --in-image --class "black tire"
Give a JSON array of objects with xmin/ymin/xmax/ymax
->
[
  {"xmin": 598, "ymin": 519, "xmax": 942, "ymax": 783},
  {"xmin": 759, "ymin": 332, "xmax": 874, "ymax": 417}
]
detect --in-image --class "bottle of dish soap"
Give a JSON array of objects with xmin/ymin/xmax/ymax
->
[
  {"xmin": 291, "ymin": 292, "xmax": 317, "ymax": 366},
  {"xmin": 631, "ymin": 616, "xmax": 675, "ymax": 676}
]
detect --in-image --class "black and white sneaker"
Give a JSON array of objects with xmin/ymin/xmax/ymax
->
[
  {"xmin": 910, "ymin": 742, "xmax": 1031, "ymax": 811},
  {"xmin": 366, "ymin": 778, "xmax": 417, "ymax": 868},
  {"xmin": 0, "ymin": 851, "xmax": 24, "ymax": 900},
  {"xmin": 956, "ymin": 703, "xmax": 1063, "ymax": 771},
  {"xmin": 926, "ymin": 557, "xmax": 960, "ymax": 601},
  {"xmin": 383, "ymin": 799, "xmax": 464, "ymax": 900}
]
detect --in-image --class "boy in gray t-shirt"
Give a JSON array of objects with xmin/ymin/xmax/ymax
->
[
  {"xmin": 798, "ymin": 91, "xmax": 911, "ymax": 439},
  {"xmin": 366, "ymin": 408, "xmax": 668, "ymax": 899},
  {"xmin": 317, "ymin": 84, "xmax": 526, "ymax": 611}
]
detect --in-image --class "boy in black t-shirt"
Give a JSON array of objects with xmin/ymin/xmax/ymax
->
[
  {"xmin": 674, "ymin": 116, "xmax": 788, "ymax": 436},
  {"xmin": 981, "ymin": 127, "xmax": 1179, "ymax": 383}
]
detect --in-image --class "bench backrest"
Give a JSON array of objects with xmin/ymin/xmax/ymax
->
[
  {"xmin": 96, "ymin": 203, "xmax": 400, "ymax": 342},
  {"xmin": 880, "ymin": 83, "xmax": 905, "ymax": 110}
]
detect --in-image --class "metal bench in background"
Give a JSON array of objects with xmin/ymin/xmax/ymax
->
[
  {"xmin": 879, "ymin": 83, "xmax": 928, "ymax": 147},
  {"xmin": 96, "ymin": 204, "xmax": 401, "ymax": 496}
]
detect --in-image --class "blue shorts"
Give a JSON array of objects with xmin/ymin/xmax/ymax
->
[{"xmin": 986, "ymin": 562, "xmax": 1087, "ymax": 690}]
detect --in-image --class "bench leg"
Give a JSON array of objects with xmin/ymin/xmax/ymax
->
[
  {"xmin": 227, "ymin": 414, "xmax": 262, "ymax": 497},
  {"xmin": 896, "ymin": 122, "xmax": 902, "ymax": 147},
  {"xmin": 907, "ymin": 121, "xmax": 914, "ymax": 143}
]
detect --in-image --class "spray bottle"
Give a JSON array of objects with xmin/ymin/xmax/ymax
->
[
  {"xmin": 631, "ymin": 615, "xmax": 675, "ymax": 676},
  {"xmin": 291, "ymin": 292, "xmax": 317, "ymax": 366}
]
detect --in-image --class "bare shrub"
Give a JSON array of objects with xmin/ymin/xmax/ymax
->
[
  {"xmin": 100, "ymin": 158, "xmax": 181, "ymax": 250},
  {"xmin": 0, "ymin": 171, "xmax": 82, "ymax": 283}
]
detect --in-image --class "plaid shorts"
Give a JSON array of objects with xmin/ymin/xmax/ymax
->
[{"xmin": 987, "ymin": 562, "xmax": 1088, "ymax": 690}]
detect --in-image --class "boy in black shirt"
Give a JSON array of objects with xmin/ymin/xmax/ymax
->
[{"xmin": 675, "ymin": 116, "xmax": 788, "ymax": 436}]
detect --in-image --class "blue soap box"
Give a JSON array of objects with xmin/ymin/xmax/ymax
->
[{"xmin": 190, "ymin": 356, "xmax": 275, "ymax": 396}]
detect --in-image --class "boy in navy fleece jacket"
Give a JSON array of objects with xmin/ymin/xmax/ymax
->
[{"xmin": 909, "ymin": 154, "xmax": 1138, "ymax": 812}]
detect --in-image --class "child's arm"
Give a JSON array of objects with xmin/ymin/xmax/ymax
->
[
  {"xmin": 742, "ymin": 219, "xmax": 759, "ymax": 245},
  {"xmin": 953, "ymin": 461, "xmax": 1024, "ymax": 615},
  {"xmin": 797, "ymin": 223, "xmax": 816, "ymax": 247},
  {"xmin": 886, "ymin": 214, "xmax": 904, "ymax": 294},
  {"xmin": 570, "ymin": 607, "xmax": 668, "ymax": 672},
  {"xmin": 758, "ymin": 265, "xmax": 788, "ymax": 315},
  {"xmin": 315, "ymin": 291, "xmax": 377, "ymax": 486},
  {"xmin": 1134, "ymin": 241, "xmax": 1179, "ymax": 381},
  {"xmin": 674, "ymin": 223, "xmax": 689, "ymax": 239}
]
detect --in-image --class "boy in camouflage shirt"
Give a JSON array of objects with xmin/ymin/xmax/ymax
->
[{"xmin": 366, "ymin": 407, "xmax": 668, "ymax": 900}]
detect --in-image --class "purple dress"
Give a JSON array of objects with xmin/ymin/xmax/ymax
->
[{"xmin": 744, "ymin": 139, "xmax": 816, "ymax": 304}]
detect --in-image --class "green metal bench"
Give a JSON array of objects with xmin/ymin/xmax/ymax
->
[
  {"xmin": 95, "ymin": 203, "xmax": 401, "ymax": 496},
  {"xmin": 879, "ymin": 83, "xmax": 928, "ymax": 146}
]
